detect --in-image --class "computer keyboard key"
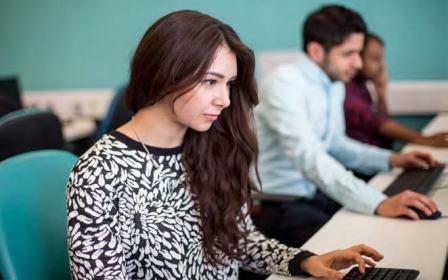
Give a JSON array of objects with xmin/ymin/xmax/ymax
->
[
  {"xmin": 384, "ymin": 269, "xmax": 398, "ymax": 280},
  {"xmin": 343, "ymin": 267, "xmax": 419, "ymax": 280},
  {"xmin": 376, "ymin": 268, "xmax": 388, "ymax": 278},
  {"xmin": 383, "ymin": 166, "xmax": 444, "ymax": 196}
]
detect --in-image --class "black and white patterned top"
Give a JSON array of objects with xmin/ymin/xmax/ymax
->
[{"xmin": 67, "ymin": 131, "xmax": 311, "ymax": 280}]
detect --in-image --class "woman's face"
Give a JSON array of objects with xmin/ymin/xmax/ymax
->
[
  {"xmin": 172, "ymin": 44, "xmax": 237, "ymax": 132},
  {"xmin": 361, "ymin": 38, "xmax": 385, "ymax": 79}
]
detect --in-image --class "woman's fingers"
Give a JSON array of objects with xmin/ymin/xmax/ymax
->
[
  {"xmin": 351, "ymin": 252, "xmax": 366, "ymax": 273},
  {"xmin": 350, "ymin": 244, "xmax": 384, "ymax": 261},
  {"xmin": 314, "ymin": 245, "xmax": 383, "ymax": 279},
  {"xmin": 363, "ymin": 257, "xmax": 377, "ymax": 268},
  {"xmin": 318, "ymin": 267, "xmax": 344, "ymax": 280}
]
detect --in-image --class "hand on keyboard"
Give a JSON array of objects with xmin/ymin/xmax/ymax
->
[
  {"xmin": 389, "ymin": 151, "xmax": 440, "ymax": 170},
  {"xmin": 300, "ymin": 244, "xmax": 383, "ymax": 279},
  {"xmin": 375, "ymin": 190, "xmax": 438, "ymax": 220}
]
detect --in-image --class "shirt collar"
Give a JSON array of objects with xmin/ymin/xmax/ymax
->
[{"xmin": 298, "ymin": 53, "xmax": 333, "ymax": 87}]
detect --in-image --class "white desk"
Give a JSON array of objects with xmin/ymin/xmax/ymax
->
[
  {"xmin": 62, "ymin": 118, "xmax": 97, "ymax": 142},
  {"xmin": 268, "ymin": 112, "xmax": 448, "ymax": 280},
  {"xmin": 401, "ymin": 112, "xmax": 448, "ymax": 163}
]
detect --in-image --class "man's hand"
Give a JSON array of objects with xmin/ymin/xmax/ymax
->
[
  {"xmin": 375, "ymin": 190, "xmax": 438, "ymax": 220},
  {"xmin": 300, "ymin": 244, "xmax": 384, "ymax": 279},
  {"xmin": 389, "ymin": 151, "xmax": 440, "ymax": 169}
]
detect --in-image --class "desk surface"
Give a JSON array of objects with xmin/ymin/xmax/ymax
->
[
  {"xmin": 401, "ymin": 112, "xmax": 448, "ymax": 163},
  {"xmin": 268, "ymin": 112, "xmax": 448, "ymax": 280},
  {"xmin": 62, "ymin": 118, "xmax": 96, "ymax": 142}
]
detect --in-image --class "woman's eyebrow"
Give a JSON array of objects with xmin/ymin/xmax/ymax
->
[
  {"xmin": 205, "ymin": 71, "xmax": 225, "ymax": 78},
  {"xmin": 205, "ymin": 72, "xmax": 237, "ymax": 81}
]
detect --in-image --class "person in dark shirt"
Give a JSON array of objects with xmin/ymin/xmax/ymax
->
[{"xmin": 344, "ymin": 33, "xmax": 448, "ymax": 148}]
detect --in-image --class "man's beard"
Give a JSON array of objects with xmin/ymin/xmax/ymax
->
[{"xmin": 321, "ymin": 56, "xmax": 341, "ymax": 82}]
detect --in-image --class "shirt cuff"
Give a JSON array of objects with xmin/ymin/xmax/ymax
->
[
  {"xmin": 372, "ymin": 148, "xmax": 392, "ymax": 172},
  {"xmin": 365, "ymin": 190, "xmax": 388, "ymax": 215},
  {"xmin": 288, "ymin": 250, "xmax": 316, "ymax": 276}
]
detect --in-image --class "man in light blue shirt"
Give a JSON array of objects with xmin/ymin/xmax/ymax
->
[{"xmin": 255, "ymin": 5, "xmax": 439, "ymax": 247}]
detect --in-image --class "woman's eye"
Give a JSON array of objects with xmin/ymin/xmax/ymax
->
[
  {"xmin": 203, "ymin": 79, "xmax": 217, "ymax": 86},
  {"xmin": 227, "ymin": 80, "xmax": 236, "ymax": 87}
]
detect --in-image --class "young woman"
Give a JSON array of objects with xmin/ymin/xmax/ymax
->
[{"xmin": 67, "ymin": 10, "xmax": 383, "ymax": 280}]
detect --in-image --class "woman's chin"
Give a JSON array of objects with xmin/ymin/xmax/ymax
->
[{"xmin": 190, "ymin": 122, "xmax": 213, "ymax": 132}]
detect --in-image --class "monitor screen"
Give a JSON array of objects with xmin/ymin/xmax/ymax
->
[{"xmin": 0, "ymin": 77, "xmax": 23, "ymax": 117}]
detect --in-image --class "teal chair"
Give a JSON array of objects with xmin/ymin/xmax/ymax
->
[{"xmin": 0, "ymin": 150, "xmax": 77, "ymax": 280}]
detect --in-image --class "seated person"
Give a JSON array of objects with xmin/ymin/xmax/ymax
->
[
  {"xmin": 255, "ymin": 5, "xmax": 440, "ymax": 249},
  {"xmin": 66, "ymin": 10, "xmax": 383, "ymax": 280},
  {"xmin": 345, "ymin": 33, "xmax": 448, "ymax": 148}
]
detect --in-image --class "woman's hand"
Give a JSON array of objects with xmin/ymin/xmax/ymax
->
[
  {"xmin": 420, "ymin": 132, "xmax": 448, "ymax": 147},
  {"xmin": 372, "ymin": 70, "xmax": 389, "ymax": 100},
  {"xmin": 300, "ymin": 244, "xmax": 384, "ymax": 279}
]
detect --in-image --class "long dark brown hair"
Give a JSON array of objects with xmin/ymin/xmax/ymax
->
[{"xmin": 125, "ymin": 10, "xmax": 259, "ymax": 265}]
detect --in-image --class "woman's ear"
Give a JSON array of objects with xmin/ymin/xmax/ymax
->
[{"xmin": 306, "ymin": 42, "xmax": 325, "ymax": 65}]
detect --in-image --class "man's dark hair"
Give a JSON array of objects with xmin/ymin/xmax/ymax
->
[{"xmin": 303, "ymin": 5, "xmax": 367, "ymax": 53}]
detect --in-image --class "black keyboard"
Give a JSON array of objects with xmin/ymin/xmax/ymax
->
[
  {"xmin": 383, "ymin": 166, "xmax": 444, "ymax": 196},
  {"xmin": 343, "ymin": 267, "xmax": 419, "ymax": 280}
]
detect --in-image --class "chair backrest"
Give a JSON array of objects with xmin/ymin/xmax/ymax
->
[
  {"xmin": 0, "ymin": 108, "xmax": 64, "ymax": 162},
  {"xmin": 0, "ymin": 150, "xmax": 77, "ymax": 280},
  {"xmin": 96, "ymin": 85, "xmax": 132, "ymax": 139}
]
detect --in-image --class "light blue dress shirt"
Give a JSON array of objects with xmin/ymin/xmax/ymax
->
[{"xmin": 255, "ymin": 54, "xmax": 390, "ymax": 214}]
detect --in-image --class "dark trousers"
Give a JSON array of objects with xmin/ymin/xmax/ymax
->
[
  {"xmin": 254, "ymin": 190, "xmax": 341, "ymax": 248},
  {"xmin": 239, "ymin": 191, "xmax": 341, "ymax": 280},
  {"xmin": 352, "ymin": 171, "xmax": 374, "ymax": 183}
]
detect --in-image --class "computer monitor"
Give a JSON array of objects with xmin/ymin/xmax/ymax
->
[{"xmin": 0, "ymin": 77, "xmax": 23, "ymax": 117}]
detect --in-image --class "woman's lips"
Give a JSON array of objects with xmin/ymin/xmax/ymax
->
[{"xmin": 204, "ymin": 114, "xmax": 219, "ymax": 121}]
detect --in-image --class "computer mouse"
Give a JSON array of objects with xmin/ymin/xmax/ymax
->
[{"xmin": 408, "ymin": 207, "xmax": 442, "ymax": 220}]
